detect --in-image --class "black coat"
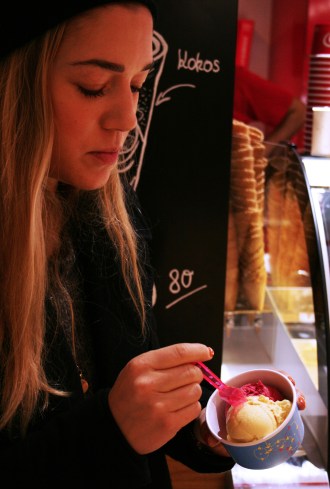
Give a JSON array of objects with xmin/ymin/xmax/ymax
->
[{"xmin": 0, "ymin": 191, "xmax": 234, "ymax": 488}]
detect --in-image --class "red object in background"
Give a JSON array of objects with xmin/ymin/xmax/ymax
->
[
  {"xmin": 235, "ymin": 19, "xmax": 255, "ymax": 68},
  {"xmin": 311, "ymin": 23, "xmax": 330, "ymax": 54},
  {"xmin": 304, "ymin": 23, "xmax": 330, "ymax": 153},
  {"xmin": 270, "ymin": 0, "xmax": 330, "ymax": 153}
]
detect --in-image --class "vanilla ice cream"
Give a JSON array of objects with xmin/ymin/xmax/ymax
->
[{"xmin": 226, "ymin": 395, "xmax": 292, "ymax": 443}]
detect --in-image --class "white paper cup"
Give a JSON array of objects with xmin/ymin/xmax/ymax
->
[
  {"xmin": 205, "ymin": 369, "xmax": 304, "ymax": 470},
  {"xmin": 311, "ymin": 106, "xmax": 330, "ymax": 156}
]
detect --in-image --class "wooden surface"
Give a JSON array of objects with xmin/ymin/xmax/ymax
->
[{"xmin": 167, "ymin": 456, "xmax": 234, "ymax": 489}]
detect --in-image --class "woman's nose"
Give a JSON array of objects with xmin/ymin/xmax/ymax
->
[{"xmin": 100, "ymin": 89, "xmax": 138, "ymax": 132}]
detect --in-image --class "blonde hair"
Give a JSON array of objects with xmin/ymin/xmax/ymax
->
[{"xmin": 0, "ymin": 23, "xmax": 146, "ymax": 434}]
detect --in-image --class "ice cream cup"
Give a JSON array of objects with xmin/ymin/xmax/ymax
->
[{"xmin": 205, "ymin": 369, "xmax": 304, "ymax": 470}]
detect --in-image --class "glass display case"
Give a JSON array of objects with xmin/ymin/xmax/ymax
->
[{"xmin": 222, "ymin": 134, "xmax": 330, "ymax": 486}]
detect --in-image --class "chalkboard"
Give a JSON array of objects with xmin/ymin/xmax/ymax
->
[{"xmin": 120, "ymin": 0, "xmax": 238, "ymax": 373}]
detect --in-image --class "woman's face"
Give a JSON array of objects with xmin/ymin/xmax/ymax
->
[{"xmin": 49, "ymin": 4, "xmax": 153, "ymax": 190}]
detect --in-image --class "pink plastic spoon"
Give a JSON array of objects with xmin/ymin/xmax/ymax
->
[{"xmin": 194, "ymin": 361, "xmax": 247, "ymax": 406}]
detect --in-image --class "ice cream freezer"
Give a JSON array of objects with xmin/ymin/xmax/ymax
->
[{"xmin": 221, "ymin": 137, "xmax": 330, "ymax": 487}]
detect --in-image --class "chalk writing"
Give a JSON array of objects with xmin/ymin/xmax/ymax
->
[
  {"xmin": 169, "ymin": 269, "xmax": 194, "ymax": 294},
  {"xmin": 166, "ymin": 285, "xmax": 208, "ymax": 309},
  {"xmin": 166, "ymin": 268, "xmax": 208, "ymax": 309},
  {"xmin": 155, "ymin": 84, "xmax": 196, "ymax": 106},
  {"xmin": 177, "ymin": 49, "xmax": 220, "ymax": 73}
]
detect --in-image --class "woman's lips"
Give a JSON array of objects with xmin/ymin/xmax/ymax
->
[{"xmin": 89, "ymin": 150, "xmax": 119, "ymax": 165}]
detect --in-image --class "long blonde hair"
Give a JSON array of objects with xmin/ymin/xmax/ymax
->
[{"xmin": 0, "ymin": 23, "xmax": 146, "ymax": 434}]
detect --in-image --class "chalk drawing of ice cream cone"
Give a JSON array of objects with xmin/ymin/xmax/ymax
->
[{"xmin": 118, "ymin": 30, "xmax": 168, "ymax": 190}]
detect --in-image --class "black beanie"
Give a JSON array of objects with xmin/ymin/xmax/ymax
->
[{"xmin": 0, "ymin": 0, "xmax": 157, "ymax": 61}]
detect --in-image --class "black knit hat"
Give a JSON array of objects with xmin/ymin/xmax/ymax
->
[{"xmin": 0, "ymin": 0, "xmax": 157, "ymax": 60}]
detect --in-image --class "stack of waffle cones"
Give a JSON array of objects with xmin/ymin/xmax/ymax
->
[
  {"xmin": 265, "ymin": 153, "xmax": 311, "ymax": 287},
  {"xmin": 225, "ymin": 120, "xmax": 268, "ymax": 313}
]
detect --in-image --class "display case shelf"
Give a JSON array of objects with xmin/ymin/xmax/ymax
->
[{"xmin": 223, "ymin": 143, "xmax": 330, "ymax": 483}]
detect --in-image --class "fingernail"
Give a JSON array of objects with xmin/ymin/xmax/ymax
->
[
  {"xmin": 297, "ymin": 395, "xmax": 306, "ymax": 410},
  {"xmin": 208, "ymin": 347, "xmax": 214, "ymax": 358}
]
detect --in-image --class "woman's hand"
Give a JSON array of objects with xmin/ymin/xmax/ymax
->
[{"xmin": 108, "ymin": 343, "xmax": 214, "ymax": 454}]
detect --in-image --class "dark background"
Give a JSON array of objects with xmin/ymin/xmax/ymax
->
[{"xmin": 136, "ymin": 0, "xmax": 238, "ymax": 372}]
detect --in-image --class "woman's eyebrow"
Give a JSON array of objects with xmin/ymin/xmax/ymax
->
[{"xmin": 70, "ymin": 59, "xmax": 155, "ymax": 72}]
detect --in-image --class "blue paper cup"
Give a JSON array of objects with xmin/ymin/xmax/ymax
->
[{"xmin": 205, "ymin": 369, "xmax": 304, "ymax": 470}]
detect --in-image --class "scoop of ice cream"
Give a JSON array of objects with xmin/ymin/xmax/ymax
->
[
  {"xmin": 241, "ymin": 380, "xmax": 284, "ymax": 401},
  {"xmin": 226, "ymin": 395, "xmax": 292, "ymax": 443}
]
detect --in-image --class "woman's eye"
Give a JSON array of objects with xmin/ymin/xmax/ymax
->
[{"xmin": 78, "ymin": 86, "xmax": 105, "ymax": 98}]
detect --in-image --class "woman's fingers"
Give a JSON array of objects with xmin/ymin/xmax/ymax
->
[
  {"xmin": 108, "ymin": 344, "xmax": 216, "ymax": 454},
  {"xmin": 145, "ymin": 343, "xmax": 214, "ymax": 369},
  {"xmin": 277, "ymin": 369, "xmax": 306, "ymax": 410},
  {"xmin": 296, "ymin": 388, "xmax": 306, "ymax": 410},
  {"xmin": 127, "ymin": 343, "xmax": 213, "ymax": 393}
]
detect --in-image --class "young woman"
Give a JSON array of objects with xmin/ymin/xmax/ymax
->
[{"xmin": 0, "ymin": 1, "xmax": 237, "ymax": 487}]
